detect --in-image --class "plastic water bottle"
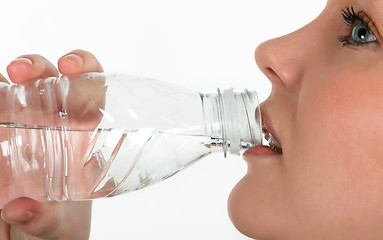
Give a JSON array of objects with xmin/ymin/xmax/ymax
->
[{"xmin": 0, "ymin": 72, "xmax": 262, "ymax": 207}]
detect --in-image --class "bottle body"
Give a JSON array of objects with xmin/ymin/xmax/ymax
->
[{"xmin": 0, "ymin": 73, "xmax": 261, "ymax": 206}]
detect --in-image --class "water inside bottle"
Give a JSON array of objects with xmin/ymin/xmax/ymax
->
[{"xmin": 0, "ymin": 122, "xmax": 230, "ymax": 205}]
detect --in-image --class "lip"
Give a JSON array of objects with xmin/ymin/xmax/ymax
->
[
  {"xmin": 243, "ymin": 104, "xmax": 282, "ymax": 159},
  {"xmin": 261, "ymin": 105, "xmax": 282, "ymax": 149}
]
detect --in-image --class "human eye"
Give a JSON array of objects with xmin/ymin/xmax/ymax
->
[{"xmin": 339, "ymin": 7, "xmax": 379, "ymax": 47}]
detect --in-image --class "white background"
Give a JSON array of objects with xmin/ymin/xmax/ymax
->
[{"xmin": 0, "ymin": 1, "xmax": 325, "ymax": 239}]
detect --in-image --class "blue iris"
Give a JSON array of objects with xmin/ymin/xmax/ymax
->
[{"xmin": 351, "ymin": 21, "xmax": 376, "ymax": 43}]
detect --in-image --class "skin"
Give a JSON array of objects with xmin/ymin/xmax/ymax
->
[
  {"xmin": 228, "ymin": 0, "xmax": 383, "ymax": 239},
  {"xmin": 0, "ymin": 49, "xmax": 103, "ymax": 240},
  {"xmin": 8, "ymin": 1, "xmax": 383, "ymax": 238}
]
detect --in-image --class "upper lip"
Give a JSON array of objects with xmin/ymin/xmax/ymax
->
[{"xmin": 260, "ymin": 104, "xmax": 282, "ymax": 149}]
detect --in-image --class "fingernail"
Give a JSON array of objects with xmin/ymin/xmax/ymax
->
[
  {"xmin": 63, "ymin": 53, "xmax": 83, "ymax": 66},
  {"xmin": 13, "ymin": 57, "xmax": 33, "ymax": 65},
  {"xmin": 2, "ymin": 210, "xmax": 34, "ymax": 225}
]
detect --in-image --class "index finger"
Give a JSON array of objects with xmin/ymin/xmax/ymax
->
[{"xmin": 58, "ymin": 49, "xmax": 104, "ymax": 75}]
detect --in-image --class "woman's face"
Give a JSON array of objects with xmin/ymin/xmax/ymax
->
[{"xmin": 228, "ymin": 0, "xmax": 383, "ymax": 239}]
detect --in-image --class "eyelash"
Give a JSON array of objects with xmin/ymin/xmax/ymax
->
[{"xmin": 339, "ymin": 7, "xmax": 378, "ymax": 47}]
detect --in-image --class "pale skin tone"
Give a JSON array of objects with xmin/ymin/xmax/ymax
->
[
  {"xmin": 8, "ymin": 1, "xmax": 383, "ymax": 239},
  {"xmin": 228, "ymin": 0, "xmax": 383, "ymax": 239},
  {"xmin": 0, "ymin": 49, "xmax": 103, "ymax": 240}
]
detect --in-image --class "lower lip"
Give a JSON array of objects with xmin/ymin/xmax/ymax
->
[{"xmin": 243, "ymin": 145, "xmax": 282, "ymax": 160}]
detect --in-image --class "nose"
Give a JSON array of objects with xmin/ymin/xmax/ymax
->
[{"xmin": 254, "ymin": 31, "xmax": 306, "ymax": 90}]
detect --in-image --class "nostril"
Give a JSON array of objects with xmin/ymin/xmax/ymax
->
[
  {"xmin": 265, "ymin": 67, "xmax": 276, "ymax": 77},
  {"xmin": 264, "ymin": 67, "xmax": 286, "ymax": 86},
  {"xmin": 255, "ymin": 36, "xmax": 304, "ymax": 90}
]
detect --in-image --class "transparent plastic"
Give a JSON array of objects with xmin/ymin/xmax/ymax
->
[{"xmin": 0, "ymin": 72, "xmax": 262, "ymax": 207}]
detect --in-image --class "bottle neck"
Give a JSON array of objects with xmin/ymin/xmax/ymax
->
[{"xmin": 200, "ymin": 88, "xmax": 262, "ymax": 157}]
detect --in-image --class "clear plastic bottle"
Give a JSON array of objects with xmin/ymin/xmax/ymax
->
[{"xmin": 0, "ymin": 72, "xmax": 262, "ymax": 207}]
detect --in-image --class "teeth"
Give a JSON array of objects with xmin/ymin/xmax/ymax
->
[{"xmin": 264, "ymin": 131, "xmax": 282, "ymax": 153}]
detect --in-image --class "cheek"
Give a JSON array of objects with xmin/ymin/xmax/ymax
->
[
  {"xmin": 296, "ymin": 69, "xmax": 383, "ymax": 159},
  {"xmin": 286, "ymin": 69, "xmax": 383, "ymax": 225}
]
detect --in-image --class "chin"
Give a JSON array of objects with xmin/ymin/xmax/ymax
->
[
  {"xmin": 227, "ymin": 177, "xmax": 261, "ymax": 239},
  {"xmin": 228, "ymin": 174, "xmax": 287, "ymax": 239}
]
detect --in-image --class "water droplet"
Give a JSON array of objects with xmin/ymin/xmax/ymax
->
[
  {"xmin": 59, "ymin": 110, "xmax": 68, "ymax": 119},
  {"xmin": 39, "ymin": 88, "xmax": 45, "ymax": 96}
]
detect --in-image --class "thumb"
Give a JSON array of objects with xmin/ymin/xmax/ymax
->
[{"xmin": 1, "ymin": 197, "xmax": 63, "ymax": 239}]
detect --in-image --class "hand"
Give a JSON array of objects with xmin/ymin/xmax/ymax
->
[{"xmin": 0, "ymin": 50, "xmax": 103, "ymax": 240}]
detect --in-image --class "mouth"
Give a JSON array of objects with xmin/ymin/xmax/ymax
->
[
  {"xmin": 260, "ymin": 106, "xmax": 283, "ymax": 154},
  {"xmin": 263, "ymin": 127, "xmax": 282, "ymax": 154},
  {"xmin": 243, "ymin": 104, "xmax": 283, "ymax": 158},
  {"xmin": 242, "ymin": 104, "xmax": 282, "ymax": 161}
]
